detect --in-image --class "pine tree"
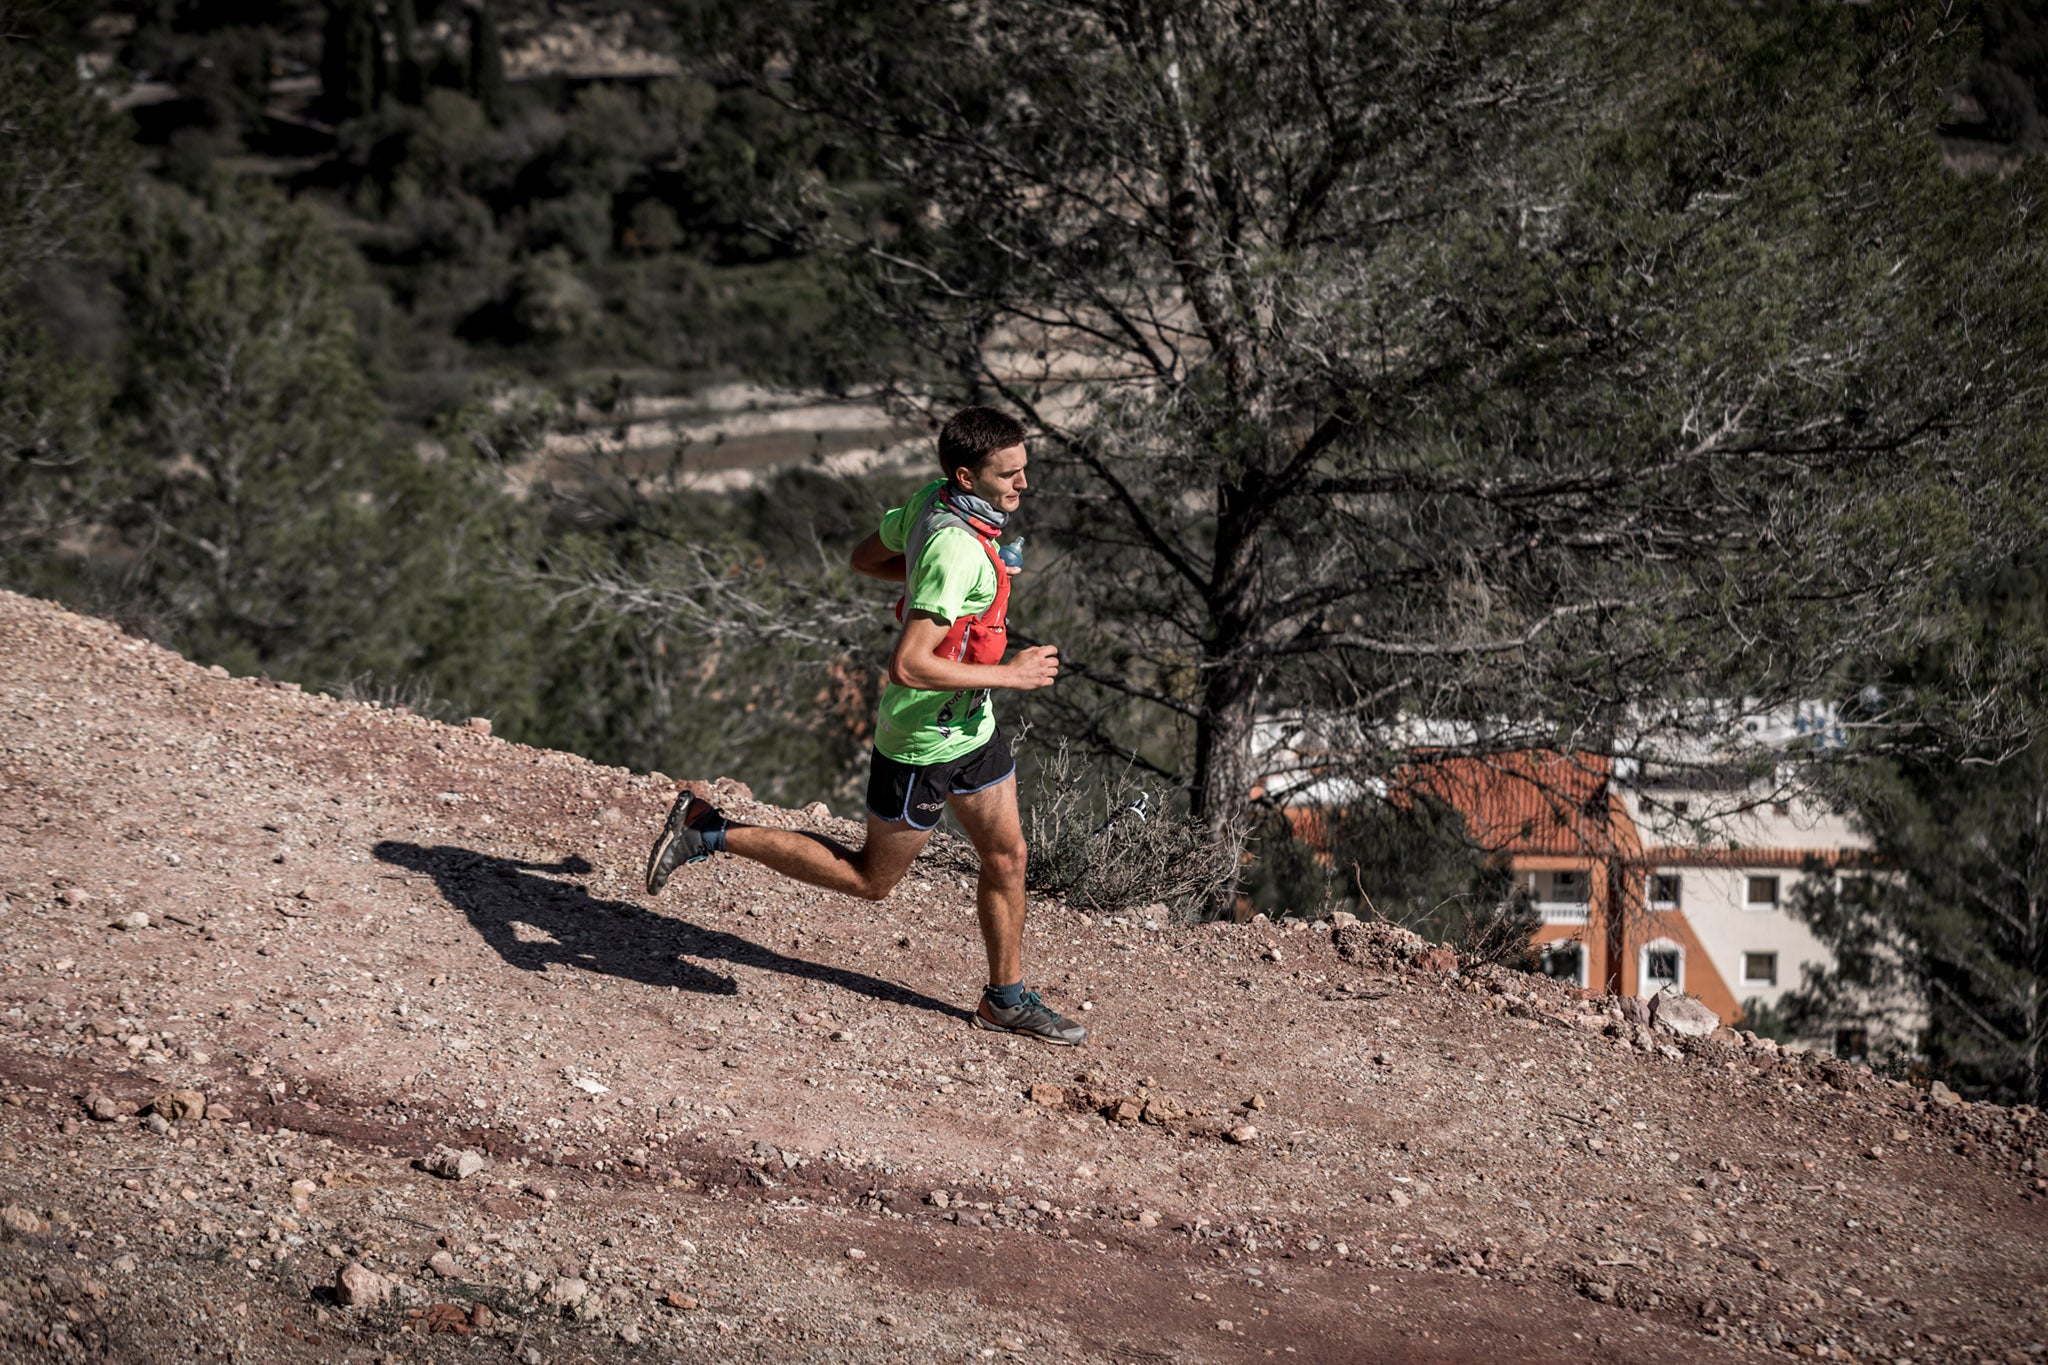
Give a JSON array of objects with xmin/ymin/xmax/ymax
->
[
  {"xmin": 1787, "ymin": 562, "xmax": 2048, "ymax": 1105},
  {"xmin": 704, "ymin": 0, "xmax": 2048, "ymax": 911}
]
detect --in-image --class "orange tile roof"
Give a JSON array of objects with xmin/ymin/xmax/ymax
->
[{"xmin": 1400, "ymin": 752, "xmax": 1643, "ymax": 860}]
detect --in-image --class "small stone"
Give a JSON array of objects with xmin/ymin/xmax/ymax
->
[
  {"xmin": 1216, "ymin": 1319, "xmax": 1235, "ymax": 1332},
  {"xmin": 428, "ymin": 1250, "xmax": 458, "ymax": 1278},
  {"xmin": 465, "ymin": 717, "xmax": 491, "ymax": 735},
  {"xmin": 110, "ymin": 1254, "xmax": 137, "ymax": 1274},
  {"xmin": 146, "ymin": 1113, "xmax": 170, "ymax": 1135},
  {"xmin": 109, "ymin": 912, "xmax": 149, "ymax": 932},
  {"xmin": 802, "ymin": 801, "xmax": 830, "ymax": 819},
  {"xmin": 1327, "ymin": 910, "xmax": 1359, "ymax": 928},
  {"xmin": 85, "ymin": 1095, "xmax": 127, "ymax": 1123},
  {"xmin": 549, "ymin": 1276, "xmax": 589, "ymax": 1307},
  {"xmin": 618, "ymin": 1324, "xmax": 642, "ymax": 1345},
  {"xmin": 929, "ymin": 1190, "xmax": 950, "ymax": 1209},
  {"xmin": 469, "ymin": 1303, "xmax": 494, "ymax": 1331},
  {"xmin": 422, "ymin": 1146, "xmax": 487, "ymax": 1180},
  {"xmin": 1387, "ymin": 1188, "xmax": 1412, "ymax": 1209},
  {"xmin": 1261, "ymin": 946, "xmax": 1283, "ymax": 963},
  {"xmin": 1418, "ymin": 946, "xmax": 1459, "ymax": 974},
  {"xmin": 1651, "ymin": 993, "xmax": 1721, "ymax": 1038},
  {"xmin": 1247, "ymin": 1094, "xmax": 1267, "ymax": 1111},
  {"xmin": 1584, "ymin": 1280, "xmax": 1616, "ymax": 1303},
  {"xmin": 845, "ymin": 1248, "xmax": 866, "ymax": 1261},
  {"xmin": 421, "ymin": 1302, "xmax": 471, "ymax": 1335},
  {"xmin": 1226, "ymin": 1124, "xmax": 1259, "ymax": 1145},
  {"xmin": 1028, "ymin": 1084, "xmax": 1066, "ymax": 1108},
  {"xmin": 149, "ymin": 1090, "xmax": 206, "ymax": 1123},
  {"xmin": 1929, "ymin": 1080, "xmax": 1961, "ymax": 1108},
  {"xmin": 665, "ymin": 1292, "xmax": 699, "ymax": 1310},
  {"xmin": 336, "ymin": 1261, "xmax": 389, "ymax": 1308},
  {"xmin": 0, "ymin": 1205, "xmax": 44, "ymax": 1236}
]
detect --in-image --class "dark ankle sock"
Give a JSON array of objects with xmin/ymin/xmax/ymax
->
[
  {"xmin": 698, "ymin": 816, "xmax": 728, "ymax": 853},
  {"xmin": 985, "ymin": 981, "xmax": 1025, "ymax": 1009}
]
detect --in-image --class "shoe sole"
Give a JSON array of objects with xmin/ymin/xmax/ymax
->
[
  {"xmin": 644, "ymin": 797, "xmax": 710, "ymax": 895},
  {"xmin": 969, "ymin": 1012, "xmax": 1086, "ymax": 1046}
]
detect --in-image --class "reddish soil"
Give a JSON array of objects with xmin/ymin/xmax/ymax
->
[{"xmin": 0, "ymin": 588, "xmax": 2041, "ymax": 1363}]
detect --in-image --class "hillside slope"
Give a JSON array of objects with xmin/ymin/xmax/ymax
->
[{"xmin": 0, "ymin": 589, "xmax": 2039, "ymax": 1364}]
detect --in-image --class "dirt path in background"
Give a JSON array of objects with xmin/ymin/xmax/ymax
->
[{"xmin": 0, "ymin": 589, "xmax": 2040, "ymax": 1363}]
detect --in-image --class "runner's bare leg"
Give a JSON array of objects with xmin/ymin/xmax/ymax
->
[
  {"xmin": 720, "ymin": 814, "xmax": 930, "ymax": 902},
  {"xmin": 946, "ymin": 775, "xmax": 1027, "ymax": 986}
]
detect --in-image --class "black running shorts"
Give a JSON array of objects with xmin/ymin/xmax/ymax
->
[{"xmin": 865, "ymin": 729, "xmax": 1015, "ymax": 830}]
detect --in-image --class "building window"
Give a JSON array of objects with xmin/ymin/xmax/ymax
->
[
  {"xmin": 1640, "ymin": 940, "xmax": 1683, "ymax": 994},
  {"xmin": 1745, "ymin": 876, "xmax": 1780, "ymax": 911},
  {"xmin": 1741, "ymin": 952, "xmax": 1777, "ymax": 987},
  {"xmin": 1540, "ymin": 941, "xmax": 1588, "ymax": 988},
  {"xmin": 1647, "ymin": 873, "xmax": 1681, "ymax": 909}
]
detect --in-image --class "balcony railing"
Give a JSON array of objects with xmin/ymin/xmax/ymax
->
[{"xmin": 1534, "ymin": 900, "xmax": 1590, "ymax": 924}]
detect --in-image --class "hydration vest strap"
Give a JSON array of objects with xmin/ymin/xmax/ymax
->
[
  {"xmin": 935, "ymin": 533, "xmax": 1010, "ymax": 661},
  {"xmin": 893, "ymin": 486, "xmax": 1012, "ymax": 662}
]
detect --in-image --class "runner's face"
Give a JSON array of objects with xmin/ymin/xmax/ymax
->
[{"xmin": 959, "ymin": 443, "xmax": 1029, "ymax": 513}]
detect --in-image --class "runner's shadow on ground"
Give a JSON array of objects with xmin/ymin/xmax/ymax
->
[{"xmin": 372, "ymin": 842, "xmax": 969, "ymax": 1022}]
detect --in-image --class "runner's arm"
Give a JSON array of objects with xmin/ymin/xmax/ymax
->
[
  {"xmin": 888, "ymin": 612, "xmax": 1058, "ymax": 692},
  {"xmin": 849, "ymin": 532, "xmax": 907, "ymax": 582}
]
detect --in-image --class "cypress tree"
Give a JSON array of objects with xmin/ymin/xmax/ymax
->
[
  {"xmin": 319, "ymin": 0, "xmax": 382, "ymax": 121},
  {"xmin": 392, "ymin": 0, "xmax": 421, "ymax": 105},
  {"xmin": 467, "ymin": 1, "xmax": 505, "ymax": 123}
]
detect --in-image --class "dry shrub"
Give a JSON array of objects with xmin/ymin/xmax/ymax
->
[{"xmin": 1024, "ymin": 743, "xmax": 1240, "ymax": 923}]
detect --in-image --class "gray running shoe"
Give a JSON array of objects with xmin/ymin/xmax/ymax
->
[
  {"xmin": 645, "ymin": 792, "xmax": 721, "ymax": 895},
  {"xmin": 971, "ymin": 990, "xmax": 1087, "ymax": 1046}
]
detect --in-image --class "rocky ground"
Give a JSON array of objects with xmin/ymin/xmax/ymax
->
[{"xmin": 0, "ymin": 589, "xmax": 2041, "ymax": 1364}]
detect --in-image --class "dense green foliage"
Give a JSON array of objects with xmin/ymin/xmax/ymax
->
[
  {"xmin": 1786, "ymin": 560, "xmax": 2048, "ymax": 1105},
  {"xmin": 1, "ymin": 0, "xmax": 894, "ymax": 808}
]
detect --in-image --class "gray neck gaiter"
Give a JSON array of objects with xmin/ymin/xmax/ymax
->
[{"xmin": 943, "ymin": 487, "xmax": 1009, "ymax": 532}]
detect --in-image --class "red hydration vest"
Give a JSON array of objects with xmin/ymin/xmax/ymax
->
[{"xmin": 896, "ymin": 488, "xmax": 1011, "ymax": 666}]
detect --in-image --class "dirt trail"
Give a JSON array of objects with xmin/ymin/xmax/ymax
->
[{"xmin": 0, "ymin": 589, "xmax": 2040, "ymax": 1363}]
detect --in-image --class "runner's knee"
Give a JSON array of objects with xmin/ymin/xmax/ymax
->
[
  {"xmin": 854, "ymin": 863, "xmax": 907, "ymax": 901},
  {"xmin": 977, "ymin": 839, "xmax": 1026, "ymax": 882}
]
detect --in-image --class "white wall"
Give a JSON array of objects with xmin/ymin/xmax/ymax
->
[{"xmin": 1651, "ymin": 865, "xmax": 1836, "ymax": 1017}]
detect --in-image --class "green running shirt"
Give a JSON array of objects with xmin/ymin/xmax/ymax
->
[{"xmin": 873, "ymin": 480, "xmax": 1001, "ymax": 765}]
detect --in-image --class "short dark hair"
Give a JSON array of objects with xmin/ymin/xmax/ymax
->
[{"xmin": 937, "ymin": 405, "xmax": 1026, "ymax": 479}]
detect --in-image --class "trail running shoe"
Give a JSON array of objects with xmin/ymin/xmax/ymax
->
[
  {"xmin": 645, "ymin": 792, "xmax": 722, "ymax": 895},
  {"xmin": 971, "ymin": 991, "xmax": 1088, "ymax": 1046}
]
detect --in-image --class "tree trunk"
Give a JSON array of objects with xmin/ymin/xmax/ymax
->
[{"xmin": 1189, "ymin": 655, "xmax": 1259, "ymax": 920}]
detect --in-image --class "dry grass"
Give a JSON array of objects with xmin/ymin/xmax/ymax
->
[{"xmin": 1023, "ymin": 743, "xmax": 1242, "ymax": 923}]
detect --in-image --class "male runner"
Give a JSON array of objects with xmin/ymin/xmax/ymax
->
[{"xmin": 643, "ymin": 406, "xmax": 1086, "ymax": 1045}]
